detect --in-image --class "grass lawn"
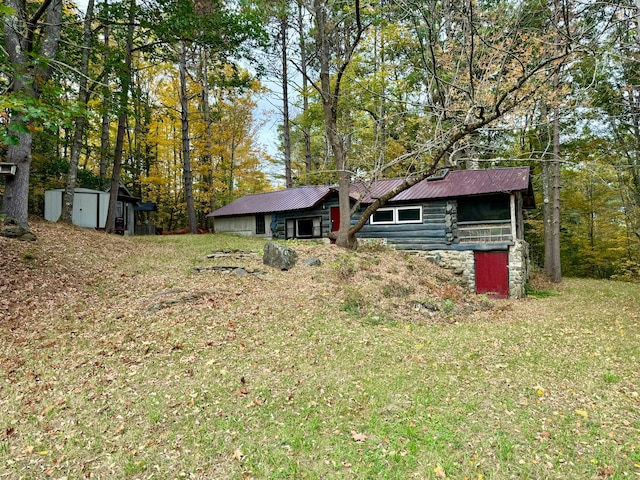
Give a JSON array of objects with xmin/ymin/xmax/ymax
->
[{"xmin": 1, "ymin": 221, "xmax": 639, "ymax": 479}]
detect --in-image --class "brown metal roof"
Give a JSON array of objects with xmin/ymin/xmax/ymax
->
[
  {"xmin": 207, "ymin": 167, "xmax": 534, "ymax": 218},
  {"xmin": 357, "ymin": 167, "xmax": 533, "ymax": 203},
  {"xmin": 207, "ymin": 185, "xmax": 336, "ymax": 217}
]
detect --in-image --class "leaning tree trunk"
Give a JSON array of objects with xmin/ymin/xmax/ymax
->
[{"xmin": 62, "ymin": 0, "xmax": 95, "ymax": 223}]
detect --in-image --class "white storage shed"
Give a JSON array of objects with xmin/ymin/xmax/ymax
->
[{"xmin": 44, "ymin": 187, "xmax": 138, "ymax": 235}]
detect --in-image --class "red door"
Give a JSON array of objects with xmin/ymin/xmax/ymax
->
[
  {"xmin": 330, "ymin": 207, "xmax": 340, "ymax": 244},
  {"xmin": 475, "ymin": 251, "xmax": 509, "ymax": 298}
]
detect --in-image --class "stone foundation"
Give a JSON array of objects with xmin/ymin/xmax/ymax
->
[
  {"xmin": 417, "ymin": 240, "xmax": 530, "ymax": 299},
  {"xmin": 508, "ymin": 240, "xmax": 530, "ymax": 299},
  {"xmin": 421, "ymin": 250, "xmax": 476, "ymax": 292}
]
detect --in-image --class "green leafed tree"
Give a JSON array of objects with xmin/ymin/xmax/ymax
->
[{"xmin": 1, "ymin": 0, "xmax": 63, "ymax": 230}]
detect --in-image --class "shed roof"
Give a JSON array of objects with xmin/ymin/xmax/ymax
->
[
  {"xmin": 134, "ymin": 202, "xmax": 157, "ymax": 212},
  {"xmin": 207, "ymin": 185, "xmax": 337, "ymax": 217},
  {"xmin": 207, "ymin": 167, "xmax": 534, "ymax": 218},
  {"xmin": 46, "ymin": 186, "xmax": 141, "ymax": 204}
]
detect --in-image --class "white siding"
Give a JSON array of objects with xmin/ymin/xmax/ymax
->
[
  {"xmin": 44, "ymin": 188, "xmax": 135, "ymax": 233},
  {"xmin": 44, "ymin": 190, "xmax": 62, "ymax": 222},
  {"xmin": 99, "ymin": 194, "xmax": 110, "ymax": 228},
  {"xmin": 214, "ymin": 215, "xmax": 272, "ymax": 237}
]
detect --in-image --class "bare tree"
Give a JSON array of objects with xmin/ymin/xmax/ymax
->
[
  {"xmin": 306, "ymin": 0, "xmax": 576, "ymax": 249},
  {"xmin": 312, "ymin": 0, "xmax": 368, "ymax": 248}
]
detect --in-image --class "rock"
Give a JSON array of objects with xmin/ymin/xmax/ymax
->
[
  {"xmin": 302, "ymin": 257, "xmax": 321, "ymax": 267},
  {"xmin": 263, "ymin": 241, "xmax": 297, "ymax": 271},
  {"xmin": 0, "ymin": 218, "xmax": 37, "ymax": 241},
  {"xmin": 232, "ymin": 268, "xmax": 248, "ymax": 276}
]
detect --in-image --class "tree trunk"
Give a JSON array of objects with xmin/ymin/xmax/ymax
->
[
  {"xmin": 1, "ymin": 0, "xmax": 63, "ymax": 228},
  {"xmin": 100, "ymin": 105, "xmax": 111, "ymax": 189},
  {"xmin": 547, "ymin": 0, "xmax": 563, "ymax": 283},
  {"xmin": 542, "ymin": 150, "xmax": 553, "ymax": 277},
  {"xmin": 99, "ymin": 23, "xmax": 111, "ymax": 189},
  {"xmin": 298, "ymin": 1, "xmax": 312, "ymax": 177},
  {"xmin": 281, "ymin": 16, "xmax": 293, "ymax": 188},
  {"xmin": 313, "ymin": 0, "xmax": 359, "ymax": 249},
  {"xmin": 106, "ymin": 0, "xmax": 135, "ymax": 234},
  {"xmin": 200, "ymin": 48, "xmax": 216, "ymax": 225},
  {"xmin": 180, "ymin": 40, "xmax": 198, "ymax": 234},
  {"xmin": 62, "ymin": 0, "xmax": 95, "ymax": 224},
  {"xmin": 550, "ymin": 97, "xmax": 562, "ymax": 282},
  {"xmin": 2, "ymin": 129, "xmax": 33, "ymax": 227}
]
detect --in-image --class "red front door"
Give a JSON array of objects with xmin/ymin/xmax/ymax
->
[
  {"xmin": 330, "ymin": 207, "xmax": 340, "ymax": 244},
  {"xmin": 475, "ymin": 251, "xmax": 509, "ymax": 298}
]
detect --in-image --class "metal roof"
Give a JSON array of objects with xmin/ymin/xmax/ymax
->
[
  {"xmin": 207, "ymin": 185, "xmax": 336, "ymax": 217},
  {"xmin": 134, "ymin": 202, "xmax": 157, "ymax": 212},
  {"xmin": 207, "ymin": 167, "xmax": 533, "ymax": 218},
  {"xmin": 357, "ymin": 167, "xmax": 533, "ymax": 203}
]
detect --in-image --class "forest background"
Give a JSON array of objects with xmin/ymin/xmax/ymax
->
[{"xmin": 1, "ymin": 0, "xmax": 640, "ymax": 282}]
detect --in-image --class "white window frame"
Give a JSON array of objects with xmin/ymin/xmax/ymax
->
[
  {"xmin": 396, "ymin": 206, "xmax": 423, "ymax": 224},
  {"xmin": 370, "ymin": 208, "xmax": 395, "ymax": 225},
  {"xmin": 370, "ymin": 205, "xmax": 422, "ymax": 225}
]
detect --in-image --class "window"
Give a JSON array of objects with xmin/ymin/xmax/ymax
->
[
  {"xmin": 285, "ymin": 216, "xmax": 322, "ymax": 239},
  {"xmin": 371, "ymin": 208, "xmax": 394, "ymax": 224},
  {"xmin": 370, "ymin": 206, "xmax": 422, "ymax": 225},
  {"xmin": 397, "ymin": 206, "xmax": 422, "ymax": 223},
  {"xmin": 457, "ymin": 194, "xmax": 512, "ymax": 243},
  {"xmin": 458, "ymin": 194, "xmax": 510, "ymax": 223},
  {"xmin": 255, "ymin": 214, "xmax": 265, "ymax": 235}
]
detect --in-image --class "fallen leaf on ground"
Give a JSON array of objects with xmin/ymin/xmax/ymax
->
[
  {"xmin": 351, "ymin": 431, "xmax": 367, "ymax": 442},
  {"xmin": 233, "ymin": 448, "xmax": 244, "ymax": 462},
  {"xmin": 599, "ymin": 466, "xmax": 614, "ymax": 477}
]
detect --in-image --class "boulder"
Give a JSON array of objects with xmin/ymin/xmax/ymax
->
[
  {"xmin": 232, "ymin": 267, "xmax": 248, "ymax": 276},
  {"xmin": 263, "ymin": 241, "xmax": 297, "ymax": 271},
  {"xmin": 0, "ymin": 218, "xmax": 36, "ymax": 241},
  {"xmin": 302, "ymin": 257, "xmax": 321, "ymax": 267}
]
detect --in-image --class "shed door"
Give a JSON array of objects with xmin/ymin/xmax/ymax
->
[
  {"xmin": 73, "ymin": 193, "xmax": 99, "ymax": 228},
  {"xmin": 475, "ymin": 251, "xmax": 509, "ymax": 299}
]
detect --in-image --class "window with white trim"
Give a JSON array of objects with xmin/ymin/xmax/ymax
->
[
  {"xmin": 370, "ymin": 206, "xmax": 422, "ymax": 225},
  {"xmin": 371, "ymin": 208, "xmax": 394, "ymax": 224}
]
